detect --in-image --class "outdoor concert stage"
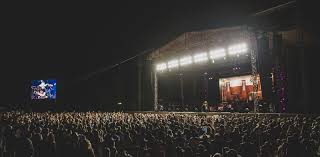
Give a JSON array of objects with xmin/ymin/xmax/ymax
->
[
  {"xmin": 148, "ymin": 26, "xmax": 270, "ymax": 112},
  {"xmin": 145, "ymin": 24, "xmax": 308, "ymax": 113}
]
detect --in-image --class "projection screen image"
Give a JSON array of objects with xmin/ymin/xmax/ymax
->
[
  {"xmin": 31, "ymin": 80, "xmax": 56, "ymax": 99},
  {"xmin": 219, "ymin": 75, "xmax": 262, "ymax": 102}
]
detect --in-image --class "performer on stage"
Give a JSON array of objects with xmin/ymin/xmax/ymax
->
[{"xmin": 202, "ymin": 100, "xmax": 208, "ymax": 112}]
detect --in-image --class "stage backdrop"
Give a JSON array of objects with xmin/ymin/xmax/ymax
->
[{"xmin": 219, "ymin": 75, "xmax": 262, "ymax": 102}]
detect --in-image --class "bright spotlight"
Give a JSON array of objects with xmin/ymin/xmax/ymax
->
[
  {"xmin": 209, "ymin": 48, "xmax": 226, "ymax": 59},
  {"xmin": 167, "ymin": 59, "xmax": 179, "ymax": 69},
  {"xmin": 156, "ymin": 63, "xmax": 167, "ymax": 71},
  {"xmin": 228, "ymin": 43, "xmax": 248, "ymax": 55},
  {"xmin": 193, "ymin": 52, "xmax": 208, "ymax": 63},
  {"xmin": 179, "ymin": 56, "xmax": 192, "ymax": 66}
]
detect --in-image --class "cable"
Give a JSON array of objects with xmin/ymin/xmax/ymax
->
[
  {"xmin": 251, "ymin": 0, "xmax": 296, "ymax": 17},
  {"xmin": 73, "ymin": 48, "xmax": 155, "ymax": 83}
]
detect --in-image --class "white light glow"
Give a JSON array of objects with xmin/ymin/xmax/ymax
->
[
  {"xmin": 209, "ymin": 48, "xmax": 226, "ymax": 59},
  {"xmin": 156, "ymin": 63, "xmax": 167, "ymax": 71},
  {"xmin": 193, "ymin": 52, "xmax": 208, "ymax": 63},
  {"xmin": 167, "ymin": 59, "xmax": 179, "ymax": 69},
  {"xmin": 179, "ymin": 56, "xmax": 192, "ymax": 66},
  {"xmin": 228, "ymin": 43, "xmax": 248, "ymax": 55}
]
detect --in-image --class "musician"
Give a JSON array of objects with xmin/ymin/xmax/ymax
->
[
  {"xmin": 234, "ymin": 95, "xmax": 240, "ymax": 112},
  {"xmin": 159, "ymin": 105, "xmax": 164, "ymax": 111},
  {"xmin": 202, "ymin": 101, "xmax": 208, "ymax": 112}
]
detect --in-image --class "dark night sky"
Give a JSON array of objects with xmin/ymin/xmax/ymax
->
[{"xmin": 0, "ymin": 0, "xmax": 316, "ymax": 105}]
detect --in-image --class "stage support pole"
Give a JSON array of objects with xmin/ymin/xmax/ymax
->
[
  {"xmin": 180, "ymin": 74, "xmax": 184, "ymax": 108},
  {"xmin": 154, "ymin": 71, "xmax": 158, "ymax": 111},
  {"xmin": 248, "ymin": 27, "xmax": 259, "ymax": 112},
  {"xmin": 137, "ymin": 56, "xmax": 142, "ymax": 111},
  {"xmin": 193, "ymin": 77, "xmax": 197, "ymax": 105},
  {"xmin": 204, "ymin": 73, "xmax": 208, "ymax": 101}
]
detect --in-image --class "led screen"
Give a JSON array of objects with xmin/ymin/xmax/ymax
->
[
  {"xmin": 31, "ymin": 80, "xmax": 56, "ymax": 99},
  {"xmin": 219, "ymin": 75, "xmax": 262, "ymax": 102}
]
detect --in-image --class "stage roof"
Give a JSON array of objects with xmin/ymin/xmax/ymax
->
[{"xmin": 148, "ymin": 26, "xmax": 250, "ymax": 61}]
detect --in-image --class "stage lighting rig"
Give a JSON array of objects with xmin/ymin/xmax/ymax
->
[
  {"xmin": 228, "ymin": 43, "xmax": 248, "ymax": 55},
  {"xmin": 179, "ymin": 56, "xmax": 193, "ymax": 66},
  {"xmin": 156, "ymin": 63, "xmax": 167, "ymax": 71},
  {"xmin": 193, "ymin": 52, "xmax": 208, "ymax": 63},
  {"xmin": 167, "ymin": 59, "xmax": 179, "ymax": 69},
  {"xmin": 209, "ymin": 48, "xmax": 226, "ymax": 59}
]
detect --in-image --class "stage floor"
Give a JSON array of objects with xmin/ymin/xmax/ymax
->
[{"xmin": 125, "ymin": 111, "xmax": 315, "ymax": 116}]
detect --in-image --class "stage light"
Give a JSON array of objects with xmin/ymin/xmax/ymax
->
[
  {"xmin": 209, "ymin": 48, "xmax": 226, "ymax": 59},
  {"xmin": 167, "ymin": 59, "xmax": 179, "ymax": 69},
  {"xmin": 228, "ymin": 43, "xmax": 248, "ymax": 55},
  {"xmin": 193, "ymin": 52, "xmax": 208, "ymax": 63},
  {"xmin": 179, "ymin": 56, "xmax": 192, "ymax": 66},
  {"xmin": 156, "ymin": 63, "xmax": 167, "ymax": 71},
  {"xmin": 117, "ymin": 102, "xmax": 122, "ymax": 105}
]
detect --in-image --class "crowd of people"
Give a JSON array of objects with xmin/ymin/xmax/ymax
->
[{"xmin": 0, "ymin": 111, "xmax": 319, "ymax": 157}]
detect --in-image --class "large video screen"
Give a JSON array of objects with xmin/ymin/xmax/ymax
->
[
  {"xmin": 31, "ymin": 80, "xmax": 56, "ymax": 99},
  {"xmin": 219, "ymin": 75, "xmax": 262, "ymax": 102}
]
